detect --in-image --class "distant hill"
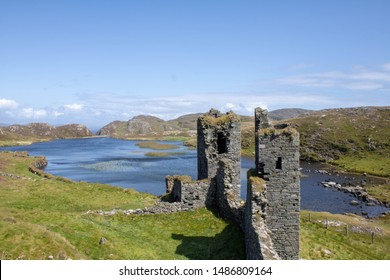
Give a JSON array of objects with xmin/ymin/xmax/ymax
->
[
  {"xmin": 97, "ymin": 115, "xmax": 184, "ymax": 138},
  {"xmin": 167, "ymin": 113, "xmax": 202, "ymax": 131},
  {"xmin": 268, "ymin": 108, "xmax": 313, "ymax": 120},
  {"xmin": 96, "ymin": 109, "xmax": 309, "ymax": 138},
  {"xmin": 0, "ymin": 123, "xmax": 93, "ymax": 146}
]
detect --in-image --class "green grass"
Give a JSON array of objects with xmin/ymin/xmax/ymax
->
[
  {"xmin": 293, "ymin": 107, "xmax": 390, "ymax": 177},
  {"xmin": 300, "ymin": 211, "xmax": 390, "ymax": 260},
  {"xmin": 0, "ymin": 151, "xmax": 244, "ymax": 260},
  {"xmin": 331, "ymin": 153, "xmax": 390, "ymax": 177},
  {"xmin": 136, "ymin": 141, "xmax": 179, "ymax": 150},
  {"xmin": 366, "ymin": 184, "xmax": 390, "ymax": 205},
  {"xmin": 1, "ymin": 151, "xmax": 389, "ymax": 260}
]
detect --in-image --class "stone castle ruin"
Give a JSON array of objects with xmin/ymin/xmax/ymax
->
[{"xmin": 164, "ymin": 108, "xmax": 300, "ymax": 260}]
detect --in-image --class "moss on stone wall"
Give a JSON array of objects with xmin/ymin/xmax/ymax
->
[
  {"xmin": 258, "ymin": 127, "xmax": 298, "ymax": 139},
  {"xmin": 200, "ymin": 112, "xmax": 241, "ymax": 127},
  {"xmin": 173, "ymin": 175, "xmax": 193, "ymax": 183},
  {"xmin": 248, "ymin": 176, "xmax": 266, "ymax": 193}
]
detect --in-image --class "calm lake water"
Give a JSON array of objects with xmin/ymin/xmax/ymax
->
[{"xmin": 1, "ymin": 137, "xmax": 388, "ymax": 217}]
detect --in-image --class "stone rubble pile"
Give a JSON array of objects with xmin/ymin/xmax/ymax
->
[{"xmin": 85, "ymin": 201, "xmax": 191, "ymax": 216}]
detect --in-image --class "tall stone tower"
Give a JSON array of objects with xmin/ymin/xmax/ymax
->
[
  {"xmin": 197, "ymin": 109, "xmax": 241, "ymax": 201},
  {"xmin": 254, "ymin": 108, "xmax": 300, "ymax": 260}
]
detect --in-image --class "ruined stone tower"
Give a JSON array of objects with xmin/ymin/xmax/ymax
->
[
  {"xmin": 253, "ymin": 108, "xmax": 300, "ymax": 260},
  {"xmin": 164, "ymin": 108, "xmax": 300, "ymax": 260},
  {"xmin": 197, "ymin": 109, "xmax": 241, "ymax": 201}
]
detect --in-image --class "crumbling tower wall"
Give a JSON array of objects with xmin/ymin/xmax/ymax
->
[
  {"xmin": 254, "ymin": 108, "xmax": 300, "ymax": 260},
  {"xmin": 197, "ymin": 109, "xmax": 241, "ymax": 202}
]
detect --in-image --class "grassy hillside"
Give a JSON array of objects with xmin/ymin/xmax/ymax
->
[
  {"xmin": 96, "ymin": 115, "xmax": 193, "ymax": 140},
  {"xmin": 0, "ymin": 123, "xmax": 93, "ymax": 147},
  {"xmin": 242, "ymin": 107, "xmax": 390, "ymax": 177},
  {"xmin": 1, "ymin": 151, "xmax": 389, "ymax": 260},
  {"xmin": 293, "ymin": 107, "xmax": 390, "ymax": 177}
]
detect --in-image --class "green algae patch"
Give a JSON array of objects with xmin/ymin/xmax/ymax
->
[
  {"xmin": 136, "ymin": 141, "xmax": 179, "ymax": 150},
  {"xmin": 145, "ymin": 152, "xmax": 185, "ymax": 157}
]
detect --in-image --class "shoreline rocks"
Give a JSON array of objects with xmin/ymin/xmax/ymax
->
[{"xmin": 320, "ymin": 180, "xmax": 388, "ymax": 208}]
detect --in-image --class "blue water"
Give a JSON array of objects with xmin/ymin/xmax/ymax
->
[{"xmin": 1, "ymin": 137, "xmax": 388, "ymax": 217}]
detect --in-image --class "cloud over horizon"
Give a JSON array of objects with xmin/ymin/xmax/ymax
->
[
  {"xmin": 0, "ymin": 98, "xmax": 19, "ymax": 109},
  {"xmin": 1, "ymin": 63, "xmax": 389, "ymax": 128},
  {"xmin": 277, "ymin": 64, "xmax": 390, "ymax": 91}
]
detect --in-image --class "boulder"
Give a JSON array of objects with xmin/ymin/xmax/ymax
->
[{"xmin": 349, "ymin": 200, "xmax": 360, "ymax": 206}]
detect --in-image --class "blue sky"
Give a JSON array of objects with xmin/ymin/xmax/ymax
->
[{"xmin": 1, "ymin": 0, "xmax": 389, "ymax": 128}]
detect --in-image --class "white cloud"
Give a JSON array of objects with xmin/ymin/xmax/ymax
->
[
  {"xmin": 76, "ymin": 91, "xmax": 336, "ymax": 123},
  {"xmin": 278, "ymin": 65, "xmax": 390, "ymax": 91},
  {"xmin": 382, "ymin": 63, "xmax": 390, "ymax": 71},
  {"xmin": 64, "ymin": 103, "xmax": 84, "ymax": 110},
  {"xmin": 350, "ymin": 72, "xmax": 390, "ymax": 81},
  {"xmin": 20, "ymin": 108, "xmax": 48, "ymax": 119},
  {"xmin": 344, "ymin": 83, "xmax": 383, "ymax": 91},
  {"xmin": 53, "ymin": 111, "xmax": 65, "ymax": 117},
  {"xmin": 0, "ymin": 98, "xmax": 18, "ymax": 109}
]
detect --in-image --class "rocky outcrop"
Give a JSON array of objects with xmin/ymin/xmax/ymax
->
[
  {"xmin": 96, "ymin": 121, "xmax": 123, "ymax": 136},
  {"xmin": 97, "ymin": 115, "xmax": 173, "ymax": 137},
  {"xmin": 56, "ymin": 124, "xmax": 93, "ymax": 138},
  {"xmin": 0, "ymin": 123, "xmax": 93, "ymax": 140},
  {"xmin": 28, "ymin": 156, "xmax": 49, "ymax": 177}
]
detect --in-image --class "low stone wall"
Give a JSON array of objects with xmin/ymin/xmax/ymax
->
[{"xmin": 166, "ymin": 175, "xmax": 214, "ymax": 209}]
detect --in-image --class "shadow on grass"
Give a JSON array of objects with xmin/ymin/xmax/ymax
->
[{"xmin": 172, "ymin": 208, "xmax": 245, "ymax": 260}]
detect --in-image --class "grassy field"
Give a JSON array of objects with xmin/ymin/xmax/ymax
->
[
  {"xmin": 1, "ymin": 151, "xmax": 389, "ymax": 260},
  {"xmin": 301, "ymin": 210, "xmax": 390, "ymax": 259},
  {"xmin": 0, "ymin": 152, "xmax": 244, "ymax": 260}
]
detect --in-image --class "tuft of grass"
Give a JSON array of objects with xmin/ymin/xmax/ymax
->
[
  {"xmin": 183, "ymin": 138, "xmax": 197, "ymax": 149},
  {"xmin": 248, "ymin": 176, "xmax": 266, "ymax": 193}
]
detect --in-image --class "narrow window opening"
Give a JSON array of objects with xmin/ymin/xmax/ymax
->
[
  {"xmin": 276, "ymin": 157, "xmax": 282, "ymax": 169},
  {"xmin": 217, "ymin": 132, "xmax": 227, "ymax": 154}
]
